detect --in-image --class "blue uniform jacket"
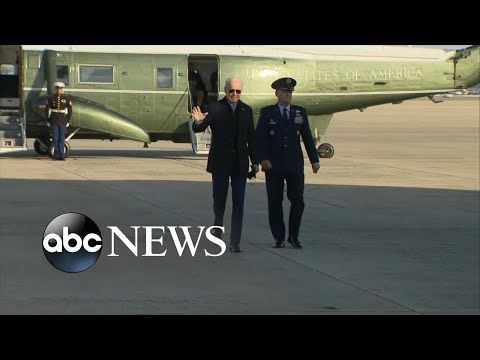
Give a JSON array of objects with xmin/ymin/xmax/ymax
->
[
  {"xmin": 255, "ymin": 104, "xmax": 319, "ymax": 173},
  {"xmin": 46, "ymin": 94, "xmax": 73, "ymax": 126}
]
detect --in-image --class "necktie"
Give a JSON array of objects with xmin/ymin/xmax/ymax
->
[{"xmin": 283, "ymin": 108, "xmax": 289, "ymax": 121}]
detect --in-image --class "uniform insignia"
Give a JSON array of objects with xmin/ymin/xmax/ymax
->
[
  {"xmin": 270, "ymin": 129, "xmax": 275, "ymax": 136},
  {"xmin": 294, "ymin": 116, "xmax": 303, "ymax": 124},
  {"xmin": 268, "ymin": 119, "xmax": 276, "ymax": 125}
]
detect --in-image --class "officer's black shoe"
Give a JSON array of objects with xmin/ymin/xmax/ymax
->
[
  {"xmin": 229, "ymin": 245, "xmax": 241, "ymax": 253},
  {"xmin": 273, "ymin": 239, "xmax": 285, "ymax": 248},
  {"xmin": 287, "ymin": 236, "xmax": 302, "ymax": 248}
]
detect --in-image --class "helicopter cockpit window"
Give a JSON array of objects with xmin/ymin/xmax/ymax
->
[{"xmin": 0, "ymin": 64, "xmax": 16, "ymax": 75}]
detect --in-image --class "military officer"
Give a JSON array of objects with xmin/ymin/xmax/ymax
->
[
  {"xmin": 255, "ymin": 77, "xmax": 320, "ymax": 249},
  {"xmin": 46, "ymin": 81, "xmax": 72, "ymax": 160}
]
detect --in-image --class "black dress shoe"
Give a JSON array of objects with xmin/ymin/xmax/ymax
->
[
  {"xmin": 229, "ymin": 245, "xmax": 241, "ymax": 253},
  {"xmin": 288, "ymin": 236, "xmax": 302, "ymax": 248},
  {"xmin": 273, "ymin": 239, "xmax": 285, "ymax": 248}
]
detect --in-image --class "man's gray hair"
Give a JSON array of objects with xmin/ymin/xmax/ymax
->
[{"xmin": 224, "ymin": 77, "xmax": 243, "ymax": 88}]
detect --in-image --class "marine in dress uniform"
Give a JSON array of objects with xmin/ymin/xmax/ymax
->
[
  {"xmin": 255, "ymin": 77, "xmax": 320, "ymax": 249},
  {"xmin": 46, "ymin": 81, "xmax": 72, "ymax": 160}
]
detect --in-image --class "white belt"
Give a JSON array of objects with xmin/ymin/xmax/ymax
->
[{"xmin": 51, "ymin": 109, "xmax": 68, "ymax": 114}]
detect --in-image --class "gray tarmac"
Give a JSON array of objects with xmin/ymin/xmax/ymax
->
[{"xmin": 0, "ymin": 97, "xmax": 478, "ymax": 314}]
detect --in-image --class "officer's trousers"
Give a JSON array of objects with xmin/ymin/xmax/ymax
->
[
  {"xmin": 211, "ymin": 173, "xmax": 247, "ymax": 246},
  {"xmin": 51, "ymin": 124, "xmax": 67, "ymax": 160},
  {"xmin": 265, "ymin": 170, "xmax": 305, "ymax": 241}
]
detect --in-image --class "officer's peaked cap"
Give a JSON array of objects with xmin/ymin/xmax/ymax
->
[
  {"xmin": 54, "ymin": 81, "xmax": 65, "ymax": 88},
  {"xmin": 271, "ymin": 77, "xmax": 296, "ymax": 91}
]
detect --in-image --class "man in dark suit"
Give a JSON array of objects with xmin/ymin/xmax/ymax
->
[
  {"xmin": 255, "ymin": 77, "xmax": 320, "ymax": 249},
  {"xmin": 192, "ymin": 77, "xmax": 258, "ymax": 253}
]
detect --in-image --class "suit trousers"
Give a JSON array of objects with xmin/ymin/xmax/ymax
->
[
  {"xmin": 212, "ymin": 173, "xmax": 247, "ymax": 246},
  {"xmin": 265, "ymin": 170, "xmax": 305, "ymax": 241}
]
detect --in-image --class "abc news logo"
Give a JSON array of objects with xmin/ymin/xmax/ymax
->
[{"xmin": 43, "ymin": 213, "xmax": 226, "ymax": 273}]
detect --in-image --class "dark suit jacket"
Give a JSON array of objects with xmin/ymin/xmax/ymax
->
[
  {"xmin": 192, "ymin": 97, "xmax": 256, "ymax": 175},
  {"xmin": 255, "ymin": 104, "xmax": 319, "ymax": 173}
]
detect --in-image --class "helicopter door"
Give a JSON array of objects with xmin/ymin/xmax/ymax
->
[
  {"xmin": 187, "ymin": 55, "xmax": 218, "ymax": 155},
  {"xmin": 0, "ymin": 51, "xmax": 27, "ymax": 154}
]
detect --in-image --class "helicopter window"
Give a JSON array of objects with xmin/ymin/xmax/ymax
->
[
  {"xmin": 79, "ymin": 65, "xmax": 114, "ymax": 84},
  {"xmin": 56, "ymin": 65, "xmax": 69, "ymax": 85},
  {"xmin": 157, "ymin": 68, "xmax": 173, "ymax": 88},
  {"xmin": 0, "ymin": 64, "xmax": 16, "ymax": 75}
]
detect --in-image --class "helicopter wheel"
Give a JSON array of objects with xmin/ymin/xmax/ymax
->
[
  {"xmin": 317, "ymin": 143, "xmax": 334, "ymax": 158},
  {"xmin": 48, "ymin": 141, "xmax": 71, "ymax": 159}
]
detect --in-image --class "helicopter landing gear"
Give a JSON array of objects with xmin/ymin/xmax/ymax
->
[{"xmin": 317, "ymin": 143, "xmax": 334, "ymax": 158}]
